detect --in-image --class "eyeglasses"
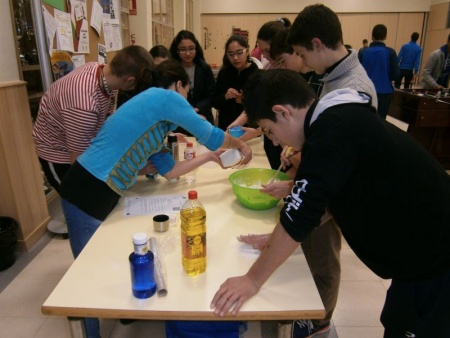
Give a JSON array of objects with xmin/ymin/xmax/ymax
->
[
  {"xmin": 226, "ymin": 48, "xmax": 248, "ymax": 58},
  {"xmin": 178, "ymin": 47, "xmax": 196, "ymax": 54}
]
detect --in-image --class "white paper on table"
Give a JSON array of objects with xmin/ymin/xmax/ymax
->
[{"xmin": 124, "ymin": 194, "xmax": 187, "ymax": 217}]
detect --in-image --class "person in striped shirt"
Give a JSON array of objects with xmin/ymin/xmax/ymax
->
[{"xmin": 32, "ymin": 45, "xmax": 154, "ymax": 193}]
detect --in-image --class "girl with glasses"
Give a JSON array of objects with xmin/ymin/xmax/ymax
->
[
  {"xmin": 212, "ymin": 35, "xmax": 259, "ymax": 131},
  {"xmin": 169, "ymin": 30, "xmax": 215, "ymax": 128}
]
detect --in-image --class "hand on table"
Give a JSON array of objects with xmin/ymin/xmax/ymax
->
[
  {"xmin": 210, "ymin": 274, "xmax": 260, "ymax": 316},
  {"xmin": 237, "ymin": 233, "xmax": 271, "ymax": 250},
  {"xmin": 138, "ymin": 159, "xmax": 158, "ymax": 176}
]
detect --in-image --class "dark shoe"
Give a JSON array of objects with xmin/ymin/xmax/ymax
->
[{"xmin": 291, "ymin": 320, "xmax": 330, "ymax": 338}]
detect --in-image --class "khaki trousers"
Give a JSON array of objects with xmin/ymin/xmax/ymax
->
[{"xmin": 301, "ymin": 217, "xmax": 342, "ymax": 327}]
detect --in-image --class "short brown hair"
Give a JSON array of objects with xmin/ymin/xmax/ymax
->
[{"xmin": 109, "ymin": 45, "xmax": 154, "ymax": 79}]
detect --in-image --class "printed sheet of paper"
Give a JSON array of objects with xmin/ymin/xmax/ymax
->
[
  {"xmin": 72, "ymin": 54, "xmax": 85, "ymax": 68},
  {"xmin": 42, "ymin": 5, "xmax": 57, "ymax": 56},
  {"xmin": 54, "ymin": 9, "xmax": 74, "ymax": 52},
  {"xmin": 124, "ymin": 194, "xmax": 187, "ymax": 217},
  {"xmin": 90, "ymin": 0, "xmax": 103, "ymax": 35}
]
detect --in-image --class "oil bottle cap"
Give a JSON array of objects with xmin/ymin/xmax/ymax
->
[
  {"xmin": 188, "ymin": 190, "xmax": 197, "ymax": 200},
  {"xmin": 186, "ymin": 141, "xmax": 193, "ymax": 147}
]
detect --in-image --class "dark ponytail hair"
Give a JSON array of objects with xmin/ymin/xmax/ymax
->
[
  {"xmin": 149, "ymin": 45, "xmax": 171, "ymax": 59},
  {"xmin": 270, "ymin": 28, "xmax": 292, "ymax": 60},
  {"xmin": 153, "ymin": 59, "xmax": 189, "ymax": 89},
  {"xmin": 257, "ymin": 21, "xmax": 286, "ymax": 43}
]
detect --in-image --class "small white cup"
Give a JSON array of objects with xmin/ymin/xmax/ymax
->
[{"xmin": 220, "ymin": 149, "xmax": 243, "ymax": 168}]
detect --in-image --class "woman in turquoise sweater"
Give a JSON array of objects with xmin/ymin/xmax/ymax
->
[{"xmin": 59, "ymin": 60, "xmax": 252, "ymax": 338}]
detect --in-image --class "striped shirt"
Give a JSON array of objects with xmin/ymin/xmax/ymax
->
[{"xmin": 33, "ymin": 62, "xmax": 116, "ymax": 164}]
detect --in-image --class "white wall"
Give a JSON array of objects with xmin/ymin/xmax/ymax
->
[
  {"xmin": 173, "ymin": 0, "xmax": 185, "ymax": 38},
  {"xmin": 129, "ymin": 1, "xmax": 153, "ymax": 50},
  {"xmin": 0, "ymin": 0, "xmax": 21, "ymax": 82},
  {"xmin": 200, "ymin": 0, "xmax": 431, "ymax": 13}
]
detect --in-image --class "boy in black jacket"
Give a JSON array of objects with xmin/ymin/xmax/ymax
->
[{"xmin": 211, "ymin": 69, "xmax": 450, "ymax": 338}]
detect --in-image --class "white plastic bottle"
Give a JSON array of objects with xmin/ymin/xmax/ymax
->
[{"xmin": 184, "ymin": 141, "xmax": 196, "ymax": 183}]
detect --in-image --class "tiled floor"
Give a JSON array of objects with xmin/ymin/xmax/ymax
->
[{"xmin": 0, "ymin": 197, "xmax": 390, "ymax": 338}]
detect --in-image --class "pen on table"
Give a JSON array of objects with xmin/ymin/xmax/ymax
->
[{"xmin": 149, "ymin": 237, "xmax": 168, "ymax": 297}]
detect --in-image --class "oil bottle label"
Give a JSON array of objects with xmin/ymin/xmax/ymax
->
[{"xmin": 182, "ymin": 233, "xmax": 206, "ymax": 259}]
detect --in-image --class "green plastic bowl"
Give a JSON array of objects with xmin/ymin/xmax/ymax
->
[{"xmin": 229, "ymin": 168, "xmax": 290, "ymax": 210}]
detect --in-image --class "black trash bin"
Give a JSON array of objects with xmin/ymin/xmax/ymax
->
[{"xmin": 0, "ymin": 217, "xmax": 19, "ymax": 271}]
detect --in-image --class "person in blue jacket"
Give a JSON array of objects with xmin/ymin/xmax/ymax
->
[
  {"xmin": 359, "ymin": 24, "xmax": 399, "ymax": 119},
  {"xmin": 394, "ymin": 32, "xmax": 422, "ymax": 89}
]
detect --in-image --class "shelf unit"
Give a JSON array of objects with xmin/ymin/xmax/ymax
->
[
  {"xmin": 11, "ymin": 0, "xmax": 53, "ymax": 200},
  {"xmin": 152, "ymin": 0, "xmax": 174, "ymax": 46},
  {"xmin": 120, "ymin": 0, "xmax": 131, "ymax": 46}
]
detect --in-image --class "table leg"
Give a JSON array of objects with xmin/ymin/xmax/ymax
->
[{"xmin": 67, "ymin": 317, "xmax": 86, "ymax": 338}]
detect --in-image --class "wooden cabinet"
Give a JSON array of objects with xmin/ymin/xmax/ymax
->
[
  {"xmin": 388, "ymin": 89, "xmax": 450, "ymax": 169},
  {"xmin": 0, "ymin": 0, "xmax": 51, "ymax": 251},
  {"xmin": 0, "ymin": 81, "xmax": 51, "ymax": 252}
]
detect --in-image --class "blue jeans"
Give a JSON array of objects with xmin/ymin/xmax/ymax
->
[{"xmin": 61, "ymin": 198, "xmax": 102, "ymax": 338}]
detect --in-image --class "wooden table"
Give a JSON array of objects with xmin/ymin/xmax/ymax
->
[
  {"xmin": 388, "ymin": 88, "xmax": 450, "ymax": 169},
  {"xmin": 42, "ymin": 138, "xmax": 324, "ymax": 336}
]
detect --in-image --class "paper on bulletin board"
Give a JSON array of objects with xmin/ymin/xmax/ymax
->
[
  {"xmin": 72, "ymin": 54, "xmax": 85, "ymax": 68},
  {"xmin": 90, "ymin": 0, "xmax": 103, "ymax": 35},
  {"xmin": 70, "ymin": 0, "xmax": 90, "ymax": 53},
  {"xmin": 124, "ymin": 194, "xmax": 187, "ymax": 217},
  {"xmin": 42, "ymin": 5, "xmax": 57, "ymax": 56},
  {"xmin": 102, "ymin": 18, "xmax": 122, "ymax": 52},
  {"xmin": 54, "ymin": 9, "xmax": 74, "ymax": 52},
  {"xmin": 98, "ymin": 43, "xmax": 107, "ymax": 63}
]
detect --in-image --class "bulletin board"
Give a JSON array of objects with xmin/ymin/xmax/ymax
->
[{"xmin": 42, "ymin": 0, "xmax": 121, "ymax": 65}]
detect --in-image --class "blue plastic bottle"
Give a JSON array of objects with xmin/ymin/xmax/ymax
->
[{"xmin": 129, "ymin": 232, "xmax": 156, "ymax": 299}]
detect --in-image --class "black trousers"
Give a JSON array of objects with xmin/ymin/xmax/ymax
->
[
  {"xmin": 38, "ymin": 157, "xmax": 71, "ymax": 193},
  {"xmin": 394, "ymin": 69, "xmax": 414, "ymax": 89},
  {"xmin": 381, "ymin": 268, "xmax": 450, "ymax": 338}
]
